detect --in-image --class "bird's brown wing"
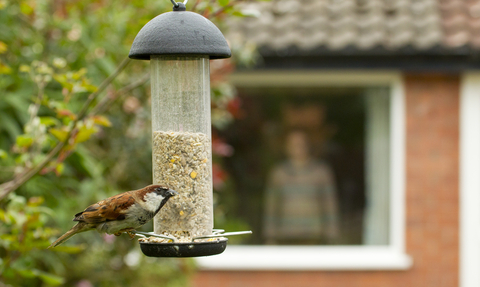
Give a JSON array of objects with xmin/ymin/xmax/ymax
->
[{"xmin": 73, "ymin": 192, "xmax": 135, "ymax": 223}]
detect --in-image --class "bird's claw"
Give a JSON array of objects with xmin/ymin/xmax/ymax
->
[
  {"xmin": 113, "ymin": 228, "xmax": 136, "ymax": 238},
  {"xmin": 127, "ymin": 231, "xmax": 136, "ymax": 239}
]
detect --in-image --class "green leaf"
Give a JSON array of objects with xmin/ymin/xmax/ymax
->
[
  {"xmin": 232, "ymin": 11, "xmax": 247, "ymax": 17},
  {"xmin": 80, "ymin": 78, "xmax": 98, "ymax": 93},
  {"xmin": 17, "ymin": 269, "xmax": 36, "ymax": 278},
  {"xmin": 19, "ymin": 65, "xmax": 30, "ymax": 73},
  {"xmin": 49, "ymin": 128, "xmax": 68, "ymax": 142},
  {"xmin": 0, "ymin": 209, "xmax": 6, "ymax": 222},
  {"xmin": 0, "ymin": 62, "xmax": 12, "ymax": 74},
  {"xmin": 0, "ymin": 149, "xmax": 7, "ymax": 159},
  {"xmin": 55, "ymin": 162, "xmax": 64, "ymax": 175},
  {"xmin": 19, "ymin": 2, "xmax": 34, "ymax": 15},
  {"xmin": 82, "ymin": 82, "xmax": 98, "ymax": 93},
  {"xmin": 91, "ymin": 115, "xmax": 112, "ymax": 127},
  {"xmin": 37, "ymin": 272, "xmax": 65, "ymax": 286},
  {"xmin": 218, "ymin": 0, "xmax": 229, "ymax": 7},
  {"xmin": 16, "ymin": 135, "xmax": 34, "ymax": 148},
  {"xmin": 0, "ymin": 41, "xmax": 7, "ymax": 54},
  {"xmin": 19, "ymin": 269, "xmax": 65, "ymax": 286},
  {"xmin": 72, "ymin": 68, "xmax": 87, "ymax": 80},
  {"xmin": 75, "ymin": 125, "xmax": 98, "ymax": 143},
  {"xmin": 27, "ymin": 197, "xmax": 45, "ymax": 207},
  {"xmin": 52, "ymin": 73, "xmax": 66, "ymax": 84},
  {"xmin": 39, "ymin": 117, "xmax": 60, "ymax": 127}
]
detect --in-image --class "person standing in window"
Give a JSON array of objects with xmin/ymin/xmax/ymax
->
[{"xmin": 263, "ymin": 130, "xmax": 339, "ymax": 245}]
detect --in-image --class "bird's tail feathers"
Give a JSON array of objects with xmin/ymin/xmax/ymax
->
[{"xmin": 48, "ymin": 222, "xmax": 91, "ymax": 248}]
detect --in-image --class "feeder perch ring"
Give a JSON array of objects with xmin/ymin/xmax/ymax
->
[{"xmin": 135, "ymin": 230, "xmax": 252, "ymax": 257}]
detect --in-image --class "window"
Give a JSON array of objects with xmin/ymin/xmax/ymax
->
[{"xmin": 199, "ymin": 72, "xmax": 411, "ymax": 270}]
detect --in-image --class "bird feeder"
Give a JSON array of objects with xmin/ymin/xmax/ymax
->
[{"xmin": 129, "ymin": 0, "xmax": 250, "ymax": 257}]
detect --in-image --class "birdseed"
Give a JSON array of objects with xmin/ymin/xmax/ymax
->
[
  {"xmin": 152, "ymin": 131, "xmax": 213, "ymax": 241},
  {"xmin": 138, "ymin": 235, "xmax": 225, "ymax": 244}
]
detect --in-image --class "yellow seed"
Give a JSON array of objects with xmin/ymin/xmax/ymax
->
[
  {"xmin": 202, "ymin": 158, "xmax": 208, "ymax": 163},
  {"xmin": 180, "ymin": 210, "xmax": 184, "ymax": 216},
  {"xmin": 190, "ymin": 171, "xmax": 197, "ymax": 179},
  {"xmin": 170, "ymin": 159, "xmax": 175, "ymax": 163}
]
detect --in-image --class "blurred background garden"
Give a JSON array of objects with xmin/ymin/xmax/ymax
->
[{"xmin": 0, "ymin": 0, "xmax": 258, "ymax": 286}]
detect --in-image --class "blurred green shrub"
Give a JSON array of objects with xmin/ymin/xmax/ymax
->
[
  {"xmin": 0, "ymin": 0, "xmax": 260, "ymax": 286},
  {"xmin": 0, "ymin": 194, "xmax": 65, "ymax": 286}
]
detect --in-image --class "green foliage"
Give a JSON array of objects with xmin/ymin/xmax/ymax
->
[
  {"xmin": 0, "ymin": 193, "xmax": 65, "ymax": 286},
  {"xmin": 0, "ymin": 0, "xmax": 261, "ymax": 286}
]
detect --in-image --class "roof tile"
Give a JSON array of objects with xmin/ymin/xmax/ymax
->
[{"xmin": 228, "ymin": 0, "xmax": 480, "ymax": 54}]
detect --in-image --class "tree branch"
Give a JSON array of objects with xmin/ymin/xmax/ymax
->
[{"xmin": 91, "ymin": 72, "xmax": 149, "ymax": 115}]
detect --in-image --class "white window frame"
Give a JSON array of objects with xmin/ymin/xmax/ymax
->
[
  {"xmin": 197, "ymin": 71, "xmax": 412, "ymax": 270},
  {"xmin": 460, "ymin": 73, "xmax": 480, "ymax": 287}
]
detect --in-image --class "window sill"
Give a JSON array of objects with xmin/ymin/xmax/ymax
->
[{"xmin": 196, "ymin": 245, "xmax": 413, "ymax": 271}]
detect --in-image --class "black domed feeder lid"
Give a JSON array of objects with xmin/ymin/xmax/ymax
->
[
  {"xmin": 140, "ymin": 238, "xmax": 228, "ymax": 257},
  {"xmin": 129, "ymin": 3, "xmax": 231, "ymax": 60}
]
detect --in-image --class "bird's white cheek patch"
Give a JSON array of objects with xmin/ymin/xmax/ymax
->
[{"xmin": 142, "ymin": 192, "xmax": 165, "ymax": 212}]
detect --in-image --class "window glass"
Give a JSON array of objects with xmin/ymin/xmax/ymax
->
[{"xmin": 217, "ymin": 86, "xmax": 390, "ymax": 245}]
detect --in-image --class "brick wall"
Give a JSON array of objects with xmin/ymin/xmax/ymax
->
[{"xmin": 192, "ymin": 74, "xmax": 460, "ymax": 287}]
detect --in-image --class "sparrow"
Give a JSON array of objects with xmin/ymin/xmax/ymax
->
[{"xmin": 48, "ymin": 184, "xmax": 178, "ymax": 248}]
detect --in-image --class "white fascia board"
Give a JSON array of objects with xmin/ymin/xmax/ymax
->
[{"xmin": 196, "ymin": 246, "xmax": 412, "ymax": 271}]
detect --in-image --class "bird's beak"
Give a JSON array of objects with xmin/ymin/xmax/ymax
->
[{"xmin": 168, "ymin": 189, "xmax": 179, "ymax": 197}]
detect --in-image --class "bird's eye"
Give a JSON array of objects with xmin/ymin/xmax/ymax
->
[{"xmin": 155, "ymin": 187, "xmax": 166, "ymax": 193}]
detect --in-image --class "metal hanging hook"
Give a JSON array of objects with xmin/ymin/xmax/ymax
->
[{"xmin": 170, "ymin": 0, "xmax": 188, "ymax": 7}]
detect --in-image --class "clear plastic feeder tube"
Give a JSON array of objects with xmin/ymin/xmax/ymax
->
[{"xmin": 150, "ymin": 55, "xmax": 213, "ymax": 241}]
